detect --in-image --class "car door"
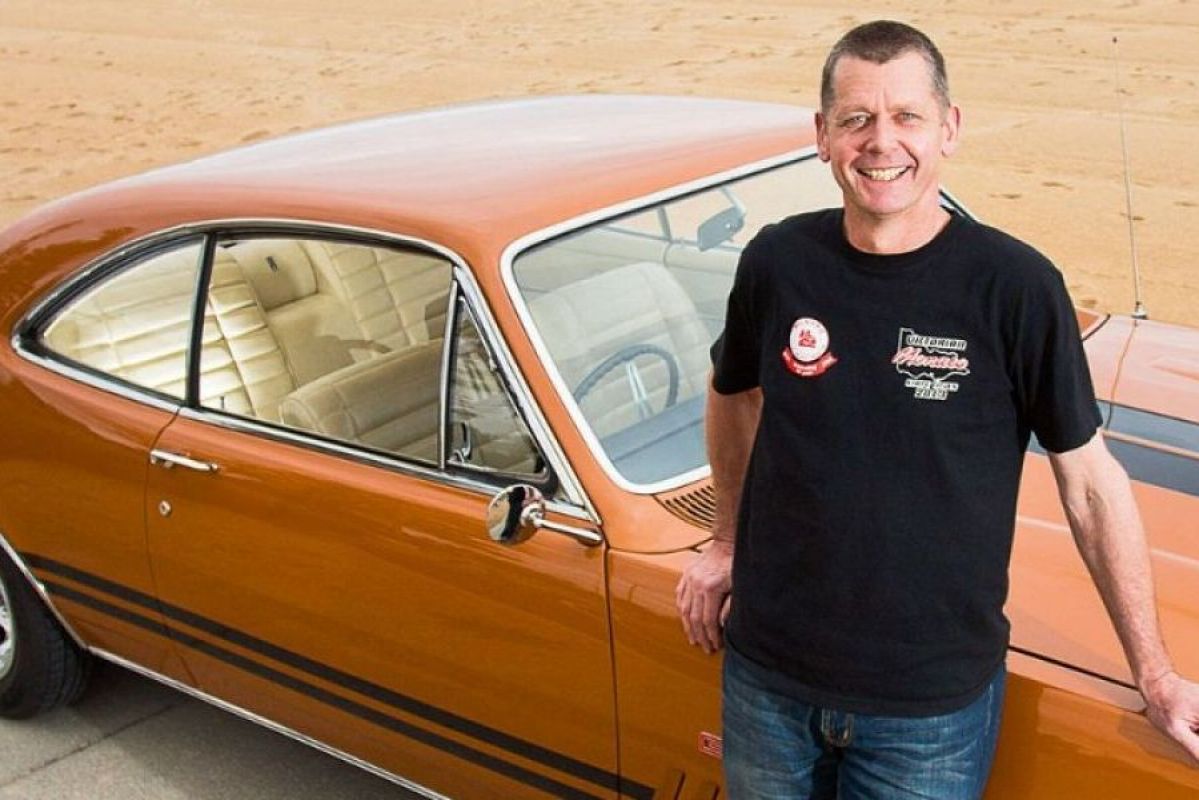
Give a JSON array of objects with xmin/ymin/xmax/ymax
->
[{"xmin": 143, "ymin": 230, "xmax": 619, "ymax": 799}]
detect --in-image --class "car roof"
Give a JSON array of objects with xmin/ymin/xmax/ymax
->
[{"xmin": 56, "ymin": 95, "xmax": 816, "ymax": 259}]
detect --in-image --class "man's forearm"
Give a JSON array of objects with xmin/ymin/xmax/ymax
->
[
  {"xmin": 705, "ymin": 380, "xmax": 762, "ymax": 547},
  {"xmin": 1051, "ymin": 438, "xmax": 1173, "ymax": 690},
  {"xmin": 1052, "ymin": 434, "xmax": 1199, "ymax": 763}
]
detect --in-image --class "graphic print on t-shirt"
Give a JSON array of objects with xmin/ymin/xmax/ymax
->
[
  {"xmin": 782, "ymin": 317, "xmax": 838, "ymax": 377},
  {"xmin": 891, "ymin": 327, "xmax": 971, "ymax": 401}
]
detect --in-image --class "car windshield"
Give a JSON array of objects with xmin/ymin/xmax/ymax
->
[{"xmin": 510, "ymin": 154, "xmax": 844, "ymax": 489}]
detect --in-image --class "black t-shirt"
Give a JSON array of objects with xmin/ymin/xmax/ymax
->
[{"xmin": 711, "ymin": 208, "xmax": 1102, "ymax": 716}]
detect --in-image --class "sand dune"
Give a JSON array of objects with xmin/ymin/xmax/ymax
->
[{"xmin": 2, "ymin": 0, "xmax": 1197, "ymax": 325}]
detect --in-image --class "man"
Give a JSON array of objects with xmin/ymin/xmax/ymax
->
[{"xmin": 675, "ymin": 19, "xmax": 1199, "ymax": 799}]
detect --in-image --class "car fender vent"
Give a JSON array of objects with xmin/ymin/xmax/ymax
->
[{"xmin": 657, "ymin": 481, "xmax": 715, "ymax": 530}]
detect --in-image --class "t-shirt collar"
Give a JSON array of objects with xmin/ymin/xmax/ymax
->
[{"xmin": 828, "ymin": 208, "xmax": 964, "ymax": 277}]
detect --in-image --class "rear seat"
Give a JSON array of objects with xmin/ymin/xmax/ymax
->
[
  {"xmin": 297, "ymin": 240, "xmax": 451, "ymax": 350},
  {"xmin": 228, "ymin": 239, "xmax": 452, "ymax": 379},
  {"xmin": 44, "ymin": 245, "xmax": 201, "ymax": 399},
  {"xmin": 229, "ymin": 239, "xmax": 368, "ymax": 385},
  {"xmin": 44, "ymin": 246, "xmax": 297, "ymax": 423},
  {"xmin": 198, "ymin": 249, "xmax": 297, "ymax": 420}
]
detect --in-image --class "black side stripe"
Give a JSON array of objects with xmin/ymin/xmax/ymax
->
[
  {"xmin": 44, "ymin": 581, "xmax": 601, "ymax": 800},
  {"xmin": 27, "ymin": 556, "xmax": 618, "ymax": 790},
  {"xmin": 1109, "ymin": 403, "xmax": 1199, "ymax": 455},
  {"xmin": 1105, "ymin": 438, "xmax": 1199, "ymax": 497},
  {"xmin": 1106, "ymin": 402, "xmax": 1199, "ymax": 497},
  {"xmin": 30, "ymin": 557, "xmax": 654, "ymax": 800},
  {"xmin": 1007, "ymin": 645, "xmax": 1137, "ymax": 692}
]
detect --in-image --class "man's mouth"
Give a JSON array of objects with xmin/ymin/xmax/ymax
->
[{"xmin": 857, "ymin": 166, "xmax": 910, "ymax": 182}]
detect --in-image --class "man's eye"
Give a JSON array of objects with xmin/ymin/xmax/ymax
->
[
  {"xmin": 897, "ymin": 112, "xmax": 921, "ymax": 123},
  {"xmin": 841, "ymin": 115, "xmax": 869, "ymax": 129}
]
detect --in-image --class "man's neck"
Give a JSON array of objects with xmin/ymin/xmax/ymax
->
[{"xmin": 843, "ymin": 205, "xmax": 951, "ymax": 255}]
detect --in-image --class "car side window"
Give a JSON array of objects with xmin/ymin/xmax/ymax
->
[
  {"xmin": 197, "ymin": 235, "xmax": 452, "ymax": 465},
  {"xmin": 447, "ymin": 296, "xmax": 545, "ymax": 479},
  {"xmin": 40, "ymin": 239, "xmax": 205, "ymax": 400}
]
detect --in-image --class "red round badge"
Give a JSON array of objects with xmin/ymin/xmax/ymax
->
[{"xmin": 782, "ymin": 317, "xmax": 838, "ymax": 377}]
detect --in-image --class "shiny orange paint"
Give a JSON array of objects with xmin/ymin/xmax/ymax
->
[
  {"xmin": 146, "ymin": 413, "xmax": 615, "ymax": 798},
  {"xmin": 1111, "ymin": 318, "xmax": 1199, "ymax": 425},
  {"xmin": 0, "ymin": 97, "xmax": 1195, "ymax": 798},
  {"xmin": 607, "ymin": 543, "xmax": 1199, "ymax": 797},
  {"xmin": 0, "ymin": 349, "xmax": 188, "ymax": 681}
]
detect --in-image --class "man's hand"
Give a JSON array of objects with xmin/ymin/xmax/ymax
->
[
  {"xmin": 1143, "ymin": 670, "xmax": 1199, "ymax": 764},
  {"xmin": 678, "ymin": 381, "xmax": 759, "ymax": 654},
  {"xmin": 676, "ymin": 538, "xmax": 733, "ymax": 654}
]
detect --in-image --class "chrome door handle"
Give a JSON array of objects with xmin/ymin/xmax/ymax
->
[{"xmin": 149, "ymin": 450, "xmax": 220, "ymax": 473}]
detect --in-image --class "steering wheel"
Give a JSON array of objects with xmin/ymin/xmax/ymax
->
[{"xmin": 574, "ymin": 343, "xmax": 680, "ymax": 414}]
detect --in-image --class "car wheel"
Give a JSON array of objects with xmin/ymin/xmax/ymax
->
[{"xmin": 0, "ymin": 549, "xmax": 91, "ymax": 719}]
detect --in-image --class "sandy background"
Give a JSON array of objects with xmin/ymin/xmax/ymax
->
[{"xmin": 2, "ymin": 0, "xmax": 1197, "ymax": 326}]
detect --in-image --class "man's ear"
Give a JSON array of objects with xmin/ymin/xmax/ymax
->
[
  {"xmin": 815, "ymin": 111, "xmax": 830, "ymax": 162},
  {"xmin": 941, "ymin": 104, "xmax": 963, "ymax": 158}
]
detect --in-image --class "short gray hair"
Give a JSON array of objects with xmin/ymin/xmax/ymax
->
[{"xmin": 820, "ymin": 20, "xmax": 950, "ymax": 112}]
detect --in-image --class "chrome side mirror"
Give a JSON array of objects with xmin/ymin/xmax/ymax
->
[
  {"xmin": 486, "ymin": 484, "xmax": 545, "ymax": 546},
  {"xmin": 485, "ymin": 485, "xmax": 604, "ymax": 547}
]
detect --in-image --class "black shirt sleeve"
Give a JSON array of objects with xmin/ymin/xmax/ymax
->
[
  {"xmin": 1012, "ymin": 263, "xmax": 1103, "ymax": 453},
  {"xmin": 710, "ymin": 236, "xmax": 766, "ymax": 395}
]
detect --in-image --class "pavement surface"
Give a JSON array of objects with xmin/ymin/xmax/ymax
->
[{"xmin": 0, "ymin": 661, "xmax": 420, "ymax": 799}]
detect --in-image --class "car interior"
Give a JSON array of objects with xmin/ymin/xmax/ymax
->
[
  {"xmin": 40, "ymin": 235, "xmax": 542, "ymax": 477},
  {"xmin": 515, "ymin": 224, "xmax": 737, "ymax": 484}
]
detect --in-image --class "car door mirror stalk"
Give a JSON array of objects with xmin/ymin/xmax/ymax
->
[{"xmin": 486, "ymin": 485, "xmax": 602, "ymax": 547}]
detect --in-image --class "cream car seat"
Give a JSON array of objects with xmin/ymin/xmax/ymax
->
[{"xmin": 528, "ymin": 260, "xmax": 711, "ymax": 438}]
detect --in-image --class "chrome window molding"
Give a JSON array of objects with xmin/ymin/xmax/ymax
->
[
  {"xmin": 7, "ymin": 344, "xmax": 185, "ymax": 414},
  {"xmin": 175, "ymin": 387, "xmax": 592, "ymax": 524},
  {"xmin": 89, "ymin": 647, "xmax": 452, "ymax": 800},
  {"xmin": 500, "ymin": 146, "xmax": 820, "ymax": 495},
  {"xmin": 0, "ymin": 529, "xmax": 88, "ymax": 649},
  {"xmin": 15, "ymin": 227, "xmax": 211, "ymax": 330},
  {"xmin": 11, "ymin": 217, "xmax": 597, "ymax": 523}
]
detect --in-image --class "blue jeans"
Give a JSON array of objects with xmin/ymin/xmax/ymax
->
[{"xmin": 722, "ymin": 648, "xmax": 1005, "ymax": 800}]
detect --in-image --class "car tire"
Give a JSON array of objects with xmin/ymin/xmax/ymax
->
[{"xmin": 0, "ymin": 549, "xmax": 91, "ymax": 719}]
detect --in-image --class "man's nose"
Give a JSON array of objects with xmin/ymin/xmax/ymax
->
[{"xmin": 865, "ymin": 117, "xmax": 898, "ymax": 152}]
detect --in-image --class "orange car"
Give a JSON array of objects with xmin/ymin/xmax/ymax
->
[{"xmin": 0, "ymin": 96, "xmax": 1195, "ymax": 798}]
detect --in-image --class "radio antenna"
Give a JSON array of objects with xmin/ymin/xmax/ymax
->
[{"xmin": 1113, "ymin": 35, "xmax": 1148, "ymax": 320}]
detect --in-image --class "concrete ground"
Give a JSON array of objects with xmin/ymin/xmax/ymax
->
[{"xmin": 0, "ymin": 661, "xmax": 420, "ymax": 799}]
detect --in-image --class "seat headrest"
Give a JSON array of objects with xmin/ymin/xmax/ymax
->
[{"xmin": 228, "ymin": 239, "xmax": 319, "ymax": 311}]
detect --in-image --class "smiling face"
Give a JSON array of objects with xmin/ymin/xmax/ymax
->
[{"xmin": 816, "ymin": 50, "xmax": 962, "ymax": 251}]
